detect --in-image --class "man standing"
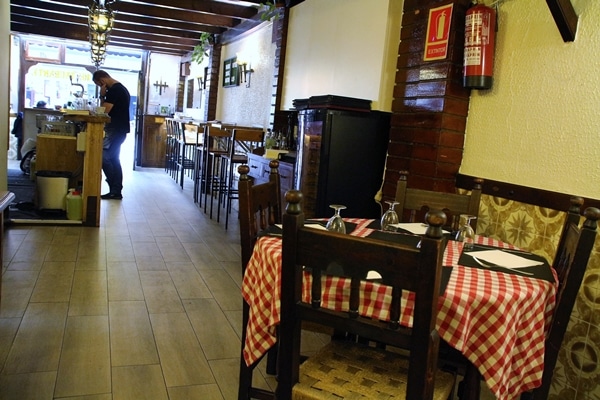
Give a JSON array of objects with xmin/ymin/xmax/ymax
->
[{"xmin": 92, "ymin": 70, "xmax": 131, "ymax": 200}]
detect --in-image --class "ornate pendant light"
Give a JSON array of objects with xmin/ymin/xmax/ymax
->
[{"xmin": 88, "ymin": 1, "xmax": 115, "ymax": 35}]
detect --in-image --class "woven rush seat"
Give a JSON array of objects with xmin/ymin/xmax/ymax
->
[{"xmin": 294, "ymin": 341, "xmax": 454, "ymax": 400}]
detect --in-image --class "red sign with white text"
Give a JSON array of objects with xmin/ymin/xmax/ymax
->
[{"xmin": 424, "ymin": 3, "xmax": 454, "ymax": 61}]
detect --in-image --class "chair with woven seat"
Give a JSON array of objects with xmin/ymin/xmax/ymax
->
[
  {"xmin": 394, "ymin": 170, "xmax": 483, "ymax": 232},
  {"xmin": 445, "ymin": 196, "xmax": 600, "ymax": 400},
  {"xmin": 237, "ymin": 162, "xmax": 282, "ymax": 400},
  {"xmin": 218, "ymin": 127, "xmax": 265, "ymax": 229},
  {"xmin": 276, "ymin": 190, "xmax": 455, "ymax": 400}
]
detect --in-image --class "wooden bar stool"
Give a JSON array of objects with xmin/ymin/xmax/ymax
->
[
  {"xmin": 219, "ymin": 127, "xmax": 265, "ymax": 229},
  {"xmin": 202, "ymin": 124, "xmax": 231, "ymax": 219}
]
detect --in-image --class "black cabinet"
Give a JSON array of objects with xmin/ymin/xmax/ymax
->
[{"xmin": 295, "ymin": 99, "xmax": 390, "ymax": 219}]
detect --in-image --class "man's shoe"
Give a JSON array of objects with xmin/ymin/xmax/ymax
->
[{"xmin": 101, "ymin": 193, "xmax": 123, "ymax": 200}]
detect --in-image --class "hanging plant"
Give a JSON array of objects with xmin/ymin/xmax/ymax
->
[
  {"xmin": 191, "ymin": 32, "xmax": 213, "ymax": 65},
  {"xmin": 260, "ymin": 1, "xmax": 281, "ymax": 22}
]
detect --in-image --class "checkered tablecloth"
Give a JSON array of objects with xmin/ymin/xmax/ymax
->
[{"xmin": 241, "ymin": 219, "xmax": 557, "ymax": 400}]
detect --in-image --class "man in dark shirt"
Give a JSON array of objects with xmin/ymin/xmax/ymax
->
[{"xmin": 92, "ymin": 70, "xmax": 131, "ymax": 200}]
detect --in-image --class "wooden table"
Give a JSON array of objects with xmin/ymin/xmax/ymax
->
[{"xmin": 242, "ymin": 219, "xmax": 558, "ymax": 400}]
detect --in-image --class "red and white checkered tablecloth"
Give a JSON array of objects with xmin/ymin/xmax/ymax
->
[{"xmin": 241, "ymin": 219, "xmax": 557, "ymax": 400}]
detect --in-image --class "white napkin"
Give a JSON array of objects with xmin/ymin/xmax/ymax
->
[
  {"xmin": 389, "ymin": 223, "xmax": 449, "ymax": 235},
  {"xmin": 275, "ymin": 223, "xmax": 328, "ymax": 231},
  {"xmin": 468, "ymin": 250, "xmax": 543, "ymax": 269}
]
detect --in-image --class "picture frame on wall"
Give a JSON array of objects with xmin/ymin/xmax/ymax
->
[{"xmin": 223, "ymin": 57, "xmax": 239, "ymax": 87}]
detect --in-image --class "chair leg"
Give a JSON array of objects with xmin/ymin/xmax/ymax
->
[{"xmin": 457, "ymin": 363, "xmax": 481, "ymax": 400}]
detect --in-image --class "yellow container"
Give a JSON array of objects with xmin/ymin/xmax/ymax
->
[{"xmin": 66, "ymin": 189, "xmax": 83, "ymax": 221}]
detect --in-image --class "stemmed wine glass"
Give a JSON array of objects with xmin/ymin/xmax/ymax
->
[
  {"xmin": 326, "ymin": 204, "xmax": 347, "ymax": 233},
  {"xmin": 380, "ymin": 201, "xmax": 399, "ymax": 231},
  {"xmin": 455, "ymin": 214, "xmax": 477, "ymax": 249}
]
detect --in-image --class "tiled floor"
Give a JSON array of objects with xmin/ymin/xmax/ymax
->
[{"xmin": 0, "ymin": 138, "xmax": 496, "ymax": 399}]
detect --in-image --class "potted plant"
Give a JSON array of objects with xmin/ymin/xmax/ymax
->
[{"xmin": 191, "ymin": 32, "xmax": 214, "ymax": 65}]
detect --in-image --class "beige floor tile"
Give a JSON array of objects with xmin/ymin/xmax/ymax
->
[
  {"xmin": 3, "ymin": 302, "xmax": 68, "ymax": 374},
  {"xmin": 168, "ymin": 383, "xmax": 225, "ymax": 400},
  {"xmin": 132, "ymin": 241, "xmax": 163, "ymax": 258},
  {"xmin": 210, "ymin": 358, "xmax": 247, "ymax": 400},
  {"xmin": 139, "ymin": 271, "xmax": 184, "ymax": 313},
  {"xmin": 0, "ymin": 371, "xmax": 57, "ymax": 400},
  {"xmin": 156, "ymin": 237, "xmax": 192, "ymax": 262},
  {"xmin": 0, "ymin": 317, "xmax": 20, "ymax": 362},
  {"xmin": 112, "ymin": 364, "xmax": 169, "ymax": 400},
  {"xmin": 166, "ymin": 262, "xmax": 212, "ymax": 299},
  {"xmin": 5, "ymin": 260, "xmax": 43, "ymax": 271},
  {"xmin": 109, "ymin": 300, "xmax": 159, "ymax": 366},
  {"xmin": 54, "ymin": 315, "xmax": 110, "ymax": 398},
  {"xmin": 55, "ymin": 394, "xmax": 112, "ymax": 400},
  {"xmin": 149, "ymin": 312, "xmax": 214, "ymax": 387},
  {"xmin": 107, "ymin": 261, "xmax": 144, "ymax": 301},
  {"xmin": 0, "ymin": 271, "xmax": 39, "ymax": 318},
  {"xmin": 11, "ymin": 242, "xmax": 50, "ymax": 262},
  {"xmin": 136, "ymin": 256, "xmax": 167, "ymax": 271},
  {"xmin": 68, "ymin": 270, "xmax": 108, "ymax": 316},
  {"xmin": 198, "ymin": 269, "xmax": 242, "ymax": 311},
  {"xmin": 30, "ymin": 261, "xmax": 75, "ymax": 303},
  {"xmin": 184, "ymin": 298, "xmax": 241, "ymax": 360}
]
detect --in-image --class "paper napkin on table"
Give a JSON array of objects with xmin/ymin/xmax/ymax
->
[
  {"xmin": 468, "ymin": 250, "xmax": 544, "ymax": 269},
  {"xmin": 389, "ymin": 223, "xmax": 449, "ymax": 235},
  {"xmin": 275, "ymin": 223, "xmax": 328, "ymax": 231}
]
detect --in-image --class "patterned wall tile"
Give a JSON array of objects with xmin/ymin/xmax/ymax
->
[{"xmin": 479, "ymin": 194, "xmax": 600, "ymax": 398}]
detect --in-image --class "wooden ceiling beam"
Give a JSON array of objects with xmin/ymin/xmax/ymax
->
[
  {"xmin": 117, "ymin": 0, "xmax": 259, "ymax": 20},
  {"xmin": 545, "ymin": 0, "xmax": 578, "ymax": 42}
]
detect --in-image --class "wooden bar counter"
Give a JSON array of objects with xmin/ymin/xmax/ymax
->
[{"xmin": 63, "ymin": 114, "xmax": 109, "ymax": 227}]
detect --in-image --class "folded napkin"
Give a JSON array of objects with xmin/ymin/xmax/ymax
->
[
  {"xmin": 459, "ymin": 244, "xmax": 555, "ymax": 283},
  {"xmin": 388, "ymin": 223, "xmax": 450, "ymax": 235},
  {"xmin": 274, "ymin": 223, "xmax": 328, "ymax": 231},
  {"xmin": 466, "ymin": 249, "xmax": 544, "ymax": 269}
]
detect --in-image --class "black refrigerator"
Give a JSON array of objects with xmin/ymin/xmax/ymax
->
[{"xmin": 294, "ymin": 98, "xmax": 391, "ymax": 219}]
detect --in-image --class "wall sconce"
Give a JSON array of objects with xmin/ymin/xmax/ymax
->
[
  {"xmin": 239, "ymin": 62, "xmax": 254, "ymax": 88},
  {"xmin": 197, "ymin": 76, "xmax": 204, "ymax": 91},
  {"xmin": 154, "ymin": 78, "xmax": 169, "ymax": 95},
  {"xmin": 88, "ymin": 1, "xmax": 115, "ymax": 34}
]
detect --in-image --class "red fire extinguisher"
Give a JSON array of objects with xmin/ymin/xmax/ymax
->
[{"xmin": 463, "ymin": 3, "xmax": 496, "ymax": 89}]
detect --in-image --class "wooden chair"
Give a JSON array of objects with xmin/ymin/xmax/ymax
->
[
  {"xmin": 237, "ymin": 161, "xmax": 282, "ymax": 400},
  {"xmin": 394, "ymin": 171, "xmax": 483, "ymax": 232},
  {"xmin": 519, "ymin": 197, "xmax": 599, "ymax": 399},
  {"xmin": 448, "ymin": 196, "xmax": 600, "ymax": 400},
  {"xmin": 277, "ymin": 190, "xmax": 455, "ymax": 400}
]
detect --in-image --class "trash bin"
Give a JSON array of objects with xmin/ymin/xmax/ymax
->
[{"xmin": 36, "ymin": 170, "xmax": 70, "ymax": 210}]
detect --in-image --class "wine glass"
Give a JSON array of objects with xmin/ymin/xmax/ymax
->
[
  {"xmin": 455, "ymin": 214, "xmax": 477, "ymax": 250},
  {"xmin": 380, "ymin": 201, "xmax": 399, "ymax": 231},
  {"xmin": 326, "ymin": 204, "xmax": 347, "ymax": 233}
]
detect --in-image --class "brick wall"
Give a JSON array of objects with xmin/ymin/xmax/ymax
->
[{"xmin": 382, "ymin": 0, "xmax": 472, "ymax": 201}]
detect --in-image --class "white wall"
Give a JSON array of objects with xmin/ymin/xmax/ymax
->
[
  {"xmin": 216, "ymin": 23, "xmax": 275, "ymax": 129},
  {"xmin": 147, "ymin": 53, "xmax": 180, "ymax": 115},
  {"xmin": 282, "ymin": 0, "xmax": 402, "ymax": 112},
  {"xmin": 462, "ymin": 0, "xmax": 600, "ymax": 199}
]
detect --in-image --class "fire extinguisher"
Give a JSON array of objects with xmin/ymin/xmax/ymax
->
[{"xmin": 463, "ymin": 3, "xmax": 496, "ymax": 89}]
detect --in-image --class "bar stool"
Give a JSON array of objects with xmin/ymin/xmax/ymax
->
[
  {"xmin": 192, "ymin": 122, "xmax": 206, "ymax": 204},
  {"xmin": 202, "ymin": 124, "xmax": 231, "ymax": 218},
  {"xmin": 165, "ymin": 119, "xmax": 178, "ymax": 178},
  {"xmin": 176, "ymin": 122, "xmax": 197, "ymax": 189},
  {"xmin": 219, "ymin": 128, "xmax": 265, "ymax": 229}
]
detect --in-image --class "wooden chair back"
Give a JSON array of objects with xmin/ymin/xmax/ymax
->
[
  {"xmin": 237, "ymin": 161, "xmax": 282, "ymax": 269},
  {"xmin": 237, "ymin": 161, "xmax": 282, "ymax": 400},
  {"xmin": 395, "ymin": 170, "xmax": 483, "ymax": 231},
  {"xmin": 524, "ymin": 198, "xmax": 599, "ymax": 399},
  {"xmin": 277, "ymin": 190, "xmax": 451, "ymax": 399}
]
